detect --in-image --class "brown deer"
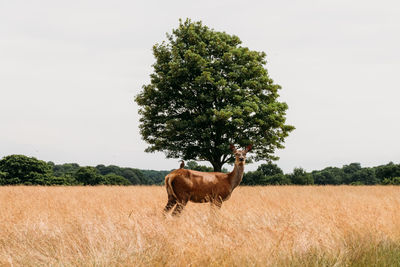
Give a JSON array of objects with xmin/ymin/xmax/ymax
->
[{"xmin": 163, "ymin": 144, "xmax": 253, "ymax": 216}]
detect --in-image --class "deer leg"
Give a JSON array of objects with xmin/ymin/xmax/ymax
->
[
  {"xmin": 211, "ymin": 197, "xmax": 223, "ymax": 209},
  {"xmin": 214, "ymin": 199, "xmax": 222, "ymax": 209},
  {"xmin": 171, "ymin": 198, "xmax": 188, "ymax": 216},
  {"xmin": 163, "ymin": 196, "xmax": 177, "ymax": 214}
]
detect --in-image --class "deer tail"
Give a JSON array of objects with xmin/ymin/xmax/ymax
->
[{"xmin": 165, "ymin": 174, "xmax": 178, "ymax": 199}]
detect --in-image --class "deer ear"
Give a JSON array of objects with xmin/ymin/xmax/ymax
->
[
  {"xmin": 245, "ymin": 144, "xmax": 253, "ymax": 152},
  {"xmin": 229, "ymin": 144, "xmax": 236, "ymax": 152}
]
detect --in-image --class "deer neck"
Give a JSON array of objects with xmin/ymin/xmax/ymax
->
[{"xmin": 228, "ymin": 163, "xmax": 245, "ymax": 190}]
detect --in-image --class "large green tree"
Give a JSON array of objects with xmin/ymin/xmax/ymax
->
[
  {"xmin": 135, "ymin": 19, "xmax": 294, "ymax": 171},
  {"xmin": 74, "ymin": 167, "xmax": 104, "ymax": 185},
  {"xmin": 0, "ymin": 155, "xmax": 52, "ymax": 185},
  {"xmin": 0, "ymin": 171, "xmax": 7, "ymax": 185},
  {"xmin": 288, "ymin": 167, "xmax": 314, "ymax": 185}
]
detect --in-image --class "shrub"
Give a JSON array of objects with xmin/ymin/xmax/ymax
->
[
  {"xmin": 0, "ymin": 155, "xmax": 52, "ymax": 185},
  {"xmin": 0, "ymin": 171, "xmax": 7, "ymax": 185},
  {"xmin": 382, "ymin": 177, "xmax": 400, "ymax": 185},
  {"xmin": 74, "ymin": 167, "xmax": 104, "ymax": 185},
  {"xmin": 103, "ymin": 173, "xmax": 132, "ymax": 185}
]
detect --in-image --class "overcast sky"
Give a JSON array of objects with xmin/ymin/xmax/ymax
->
[{"xmin": 1, "ymin": 0, "xmax": 399, "ymax": 172}]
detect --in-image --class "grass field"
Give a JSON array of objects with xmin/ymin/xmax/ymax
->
[{"xmin": 1, "ymin": 186, "xmax": 400, "ymax": 266}]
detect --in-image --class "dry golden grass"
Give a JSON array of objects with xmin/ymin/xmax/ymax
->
[{"xmin": 1, "ymin": 186, "xmax": 400, "ymax": 266}]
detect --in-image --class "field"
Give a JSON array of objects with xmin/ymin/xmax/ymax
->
[{"xmin": 1, "ymin": 186, "xmax": 400, "ymax": 266}]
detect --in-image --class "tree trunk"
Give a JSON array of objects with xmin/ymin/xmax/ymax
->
[{"xmin": 211, "ymin": 161, "xmax": 223, "ymax": 172}]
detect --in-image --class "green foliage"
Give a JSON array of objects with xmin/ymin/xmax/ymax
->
[
  {"xmin": 350, "ymin": 181, "xmax": 364, "ymax": 185},
  {"xmin": 242, "ymin": 172, "xmax": 258, "ymax": 185},
  {"xmin": 103, "ymin": 173, "xmax": 132, "ymax": 185},
  {"xmin": 312, "ymin": 167, "xmax": 344, "ymax": 185},
  {"xmin": 382, "ymin": 177, "xmax": 400, "ymax": 185},
  {"xmin": 186, "ymin": 161, "xmax": 214, "ymax": 172},
  {"xmin": 0, "ymin": 155, "xmax": 53, "ymax": 185},
  {"xmin": 242, "ymin": 170, "xmax": 264, "ymax": 185},
  {"xmin": 243, "ymin": 163, "xmax": 289, "ymax": 185},
  {"xmin": 350, "ymin": 168, "xmax": 378, "ymax": 185},
  {"xmin": 139, "ymin": 169, "xmax": 170, "ymax": 184},
  {"xmin": 53, "ymin": 163, "xmax": 80, "ymax": 177},
  {"xmin": 49, "ymin": 175, "xmax": 80, "ymax": 185},
  {"xmin": 0, "ymin": 155, "xmax": 165, "ymax": 186},
  {"xmin": 185, "ymin": 161, "xmax": 229, "ymax": 173},
  {"xmin": 96, "ymin": 165, "xmax": 145, "ymax": 185},
  {"xmin": 375, "ymin": 162, "xmax": 400, "ymax": 180},
  {"xmin": 312, "ymin": 163, "xmax": 379, "ymax": 185},
  {"xmin": 316, "ymin": 163, "xmax": 378, "ymax": 185},
  {"xmin": 265, "ymin": 173, "xmax": 291, "ymax": 185},
  {"xmin": 0, "ymin": 171, "xmax": 7, "ymax": 185},
  {"xmin": 135, "ymin": 19, "xmax": 294, "ymax": 171},
  {"xmin": 288, "ymin": 167, "xmax": 314, "ymax": 185},
  {"xmin": 257, "ymin": 162, "xmax": 284, "ymax": 176},
  {"xmin": 52, "ymin": 162, "xmax": 169, "ymax": 185},
  {"xmin": 342, "ymin": 163, "xmax": 362, "ymax": 184},
  {"xmin": 1, "ymin": 153, "xmax": 400, "ymax": 186},
  {"xmin": 74, "ymin": 167, "xmax": 105, "ymax": 185}
]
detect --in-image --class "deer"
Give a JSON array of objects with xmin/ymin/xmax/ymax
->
[{"xmin": 163, "ymin": 144, "xmax": 253, "ymax": 216}]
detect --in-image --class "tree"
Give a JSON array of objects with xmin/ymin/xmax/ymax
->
[
  {"xmin": 186, "ymin": 161, "xmax": 214, "ymax": 172},
  {"xmin": 257, "ymin": 162, "xmax": 283, "ymax": 176},
  {"xmin": 265, "ymin": 173, "xmax": 291, "ymax": 185},
  {"xmin": 121, "ymin": 168, "xmax": 146, "ymax": 184},
  {"xmin": 186, "ymin": 161, "xmax": 228, "ymax": 172},
  {"xmin": 382, "ymin": 177, "xmax": 400, "ymax": 185},
  {"xmin": 0, "ymin": 155, "xmax": 52, "ymax": 185},
  {"xmin": 256, "ymin": 163, "xmax": 289, "ymax": 185},
  {"xmin": 242, "ymin": 165, "xmax": 290, "ymax": 185},
  {"xmin": 351, "ymin": 168, "xmax": 378, "ymax": 185},
  {"xmin": 53, "ymin": 163, "xmax": 80, "ymax": 177},
  {"xmin": 74, "ymin": 167, "xmax": 105, "ymax": 185},
  {"xmin": 312, "ymin": 167, "xmax": 344, "ymax": 185},
  {"xmin": 140, "ymin": 169, "xmax": 170, "ymax": 184},
  {"xmin": 288, "ymin": 167, "xmax": 314, "ymax": 185},
  {"xmin": 135, "ymin": 19, "xmax": 294, "ymax": 171},
  {"xmin": 374, "ymin": 162, "xmax": 400, "ymax": 183},
  {"xmin": 103, "ymin": 173, "xmax": 132, "ymax": 185},
  {"xmin": 95, "ymin": 164, "xmax": 146, "ymax": 185},
  {"xmin": 342, "ymin": 163, "xmax": 362, "ymax": 184},
  {"xmin": 242, "ymin": 170, "xmax": 265, "ymax": 185},
  {"xmin": 242, "ymin": 162, "xmax": 287, "ymax": 185},
  {"xmin": 51, "ymin": 175, "xmax": 80, "ymax": 185},
  {"xmin": 0, "ymin": 171, "xmax": 7, "ymax": 185}
]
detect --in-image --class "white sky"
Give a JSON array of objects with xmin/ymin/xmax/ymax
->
[{"xmin": 1, "ymin": 0, "xmax": 399, "ymax": 172}]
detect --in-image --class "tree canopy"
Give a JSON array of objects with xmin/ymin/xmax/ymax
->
[
  {"xmin": 1, "ymin": 154, "xmax": 400, "ymax": 186},
  {"xmin": 135, "ymin": 19, "xmax": 294, "ymax": 171},
  {"xmin": 0, "ymin": 154, "xmax": 52, "ymax": 185}
]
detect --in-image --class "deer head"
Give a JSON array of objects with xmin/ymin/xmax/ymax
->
[{"xmin": 230, "ymin": 144, "xmax": 253, "ymax": 165}]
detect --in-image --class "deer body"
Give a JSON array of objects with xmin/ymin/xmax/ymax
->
[{"xmin": 163, "ymin": 144, "xmax": 252, "ymax": 216}]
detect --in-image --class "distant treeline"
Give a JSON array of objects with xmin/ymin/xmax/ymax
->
[
  {"xmin": 242, "ymin": 162, "xmax": 400, "ymax": 185},
  {"xmin": 0, "ymin": 154, "xmax": 399, "ymax": 186},
  {"xmin": 0, "ymin": 155, "xmax": 169, "ymax": 186}
]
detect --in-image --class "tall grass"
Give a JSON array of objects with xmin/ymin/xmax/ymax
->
[{"xmin": 1, "ymin": 186, "xmax": 400, "ymax": 266}]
